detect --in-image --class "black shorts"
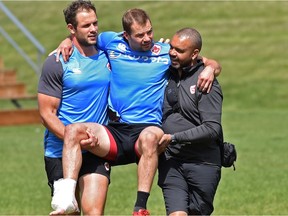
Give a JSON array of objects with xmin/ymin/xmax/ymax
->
[
  {"xmin": 158, "ymin": 153, "xmax": 221, "ymax": 215},
  {"xmin": 105, "ymin": 122, "xmax": 161, "ymax": 166},
  {"xmin": 44, "ymin": 152, "xmax": 111, "ymax": 196}
]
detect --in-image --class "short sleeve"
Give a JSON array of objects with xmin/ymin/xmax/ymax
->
[{"xmin": 38, "ymin": 54, "xmax": 63, "ymax": 99}]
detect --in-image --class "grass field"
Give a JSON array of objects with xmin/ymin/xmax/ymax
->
[{"xmin": 1, "ymin": 1, "xmax": 288, "ymax": 215}]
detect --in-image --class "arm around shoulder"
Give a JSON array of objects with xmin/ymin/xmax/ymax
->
[
  {"xmin": 197, "ymin": 56, "xmax": 222, "ymax": 93},
  {"xmin": 201, "ymin": 56, "xmax": 222, "ymax": 77}
]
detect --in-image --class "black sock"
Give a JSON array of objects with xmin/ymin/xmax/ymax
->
[{"xmin": 134, "ymin": 191, "xmax": 150, "ymax": 211}]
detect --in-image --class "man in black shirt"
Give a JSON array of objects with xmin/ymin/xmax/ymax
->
[{"xmin": 158, "ymin": 28, "xmax": 223, "ymax": 215}]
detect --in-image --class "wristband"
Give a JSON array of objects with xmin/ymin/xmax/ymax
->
[{"xmin": 171, "ymin": 134, "xmax": 177, "ymax": 144}]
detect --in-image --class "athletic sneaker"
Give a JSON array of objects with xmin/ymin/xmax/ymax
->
[
  {"xmin": 133, "ymin": 209, "xmax": 150, "ymax": 216},
  {"xmin": 51, "ymin": 178, "xmax": 79, "ymax": 214}
]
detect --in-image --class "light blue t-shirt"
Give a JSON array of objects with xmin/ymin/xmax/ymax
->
[
  {"xmin": 38, "ymin": 47, "xmax": 111, "ymax": 157},
  {"xmin": 98, "ymin": 31, "xmax": 170, "ymax": 125}
]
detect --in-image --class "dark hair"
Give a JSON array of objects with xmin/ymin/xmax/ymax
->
[
  {"xmin": 176, "ymin": 28, "xmax": 202, "ymax": 51},
  {"xmin": 63, "ymin": 0, "xmax": 96, "ymax": 28},
  {"xmin": 122, "ymin": 8, "xmax": 151, "ymax": 35}
]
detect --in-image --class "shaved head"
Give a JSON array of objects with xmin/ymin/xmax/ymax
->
[{"xmin": 175, "ymin": 28, "xmax": 202, "ymax": 51}]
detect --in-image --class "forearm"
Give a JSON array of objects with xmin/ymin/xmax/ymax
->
[
  {"xmin": 41, "ymin": 113, "xmax": 65, "ymax": 140},
  {"xmin": 173, "ymin": 121, "xmax": 222, "ymax": 144},
  {"xmin": 173, "ymin": 84, "xmax": 223, "ymax": 143},
  {"xmin": 201, "ymin": 56, "xmax": 222, "ymax": 77},
  {"xmin": 38, "ymin": 93, "xmax": 64, "ymax": 139}
]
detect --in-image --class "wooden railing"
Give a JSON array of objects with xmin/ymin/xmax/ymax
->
[{"xmin": 0, "ymin": 57, "xmax": 41, "ymax": 126}]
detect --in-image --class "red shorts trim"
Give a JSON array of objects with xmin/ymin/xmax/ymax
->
[{"xmin": 103, "ymin": 126, "xmax": 118, "ymax": 161}]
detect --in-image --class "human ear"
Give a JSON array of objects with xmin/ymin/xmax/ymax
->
[
  {"xmin": 192, "ymin": 49, "xmax": 200, "ymax": 60},
  {"xmin": 67, "ymin": 24, "xmax": 76, "ymax": 34},
  {"xmin": 123, "ymin": 31, "xmax": 129, "ymax": 40}
]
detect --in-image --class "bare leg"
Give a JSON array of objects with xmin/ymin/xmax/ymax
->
[
  {"xmin": 63, "ymin": 122, "xmax": 110, "ymax": 180},
  {"xmin": 50, "ymin": 122, "xmax": 110, "ymax": 215},
  {"xmin": 79, "ymin": 173, "xmax": 109, "ymax": 215},
  {"xmin": 62, "ymin": 123, "xmax": 89, "ymax": 180},
  {"xmin": 134, "ymin": 126, "xmax": 164, "ymax": 212},
  {"xmin": 137, "ymin": 126, "xmax": 163, "ymax": 192}
]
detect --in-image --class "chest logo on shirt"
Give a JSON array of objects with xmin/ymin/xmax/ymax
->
[
  {"xmin": 117, "ymin": 43, "xmax": 127, "ymax": 52},
  {"xmin": 68, "ymin": 61, "xmax": 82, "ymax": 74},
  {"xmin": 151, "ymin": 44, "xmax": 161, "ymax": 55},
  {"xmin": 109, "ymin": 51, "xmax": 121, "ymax": 59},
  {"xmin": 190, "ymin": 85, "xmax": 196, "ymax": 95}
]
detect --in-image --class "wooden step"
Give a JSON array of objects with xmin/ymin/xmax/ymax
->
[
  {"xmin": 0, "ymin": 57, "xmax": 40, "ymax": 125},
  {"xmin": 0, "ymin": 94, "xmax": 37, "ymax": 100},
  {"xmin": 0, "ymin": 83, "xmax": 26, "ymax": 97},
  {"xmin": 0, "ymin": 108, "xmax": 41, "ymax": 126},
  {"xmin": 0, "ymin": 69, "xmax": 17, "ymax": 84}
]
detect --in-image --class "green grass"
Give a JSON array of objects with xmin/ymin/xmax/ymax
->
[{"xmin": 0, "ymin": 1, "xmax": 288, "ymax": 215}]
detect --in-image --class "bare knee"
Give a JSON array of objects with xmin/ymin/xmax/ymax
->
[
  {"xmin": 139, "ymin": 131, "xmax": 161, "ymax": 155},
  {"xmin": 65, "ymin": 123, "xmax": 88, "ymax": 143},
  {"xmin": 142, "ymin": 131, "xmax": 158, "ymax": 145}
]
